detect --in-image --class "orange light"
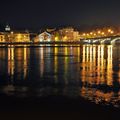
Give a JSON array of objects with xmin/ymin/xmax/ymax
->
[
  {"xmin": 90, "ymin": 32, "xmax": 93, "ymax": 35},
  {"xmin": 108, "ymin": 29, "xmax": 111, "ymax": 32},
  {"xmin": 55, "ymin": 37, "xmax": 58, "ymax": 41},
  {"xmin": 83, "ymin": 33, "xmax": 86, "ymax": 36},
  {"xmin": 98, "ymin": 31, "xmax": 101, "ymax": 34},
  {"xmin": 110, "ymin": 31, "xmax": 114, "ymax": 34},
  {"xmin": 101, "ymin": 32, "xmax": 105, "ymax": 35}
]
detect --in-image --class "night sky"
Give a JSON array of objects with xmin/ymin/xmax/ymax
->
[{"xmin": 0, "ymin": 0, "xmax": 120, "ymax": 30}]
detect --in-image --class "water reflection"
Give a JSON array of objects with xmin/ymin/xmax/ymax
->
[{"xmin": 0, "ymin": 45, "xmax": 120, "ymax": 107}]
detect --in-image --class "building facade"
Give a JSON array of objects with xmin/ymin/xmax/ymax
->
[
  {"xmin": 0, "ymin": 33, "xmax": 5, "ymax": 42},
  {"xmin": 34, "ymin": 32, "xmax": 52, "ymax": 42},
  {"xmin": 53, "ymin": 27, "xmax": 80, "ymax": 41},
  {"xmin": 4, "ymin": 32, "xmax": 30, "ymax": 42},
  {"xmin": 12, "ymin": 32, "xmax": 30, "ymax": 42}
]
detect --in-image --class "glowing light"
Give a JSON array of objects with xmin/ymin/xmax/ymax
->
[
  {"xmin": 55, "ymin": 37, "xmax": 59, "ymax": 41},
  {"xmin": 98, "ymin": 31, "xmax": 101, "ymax": 34},
  {"xmin": 64, "ymin": 36, "xmax": 67, "ymax": 41},
  {"xmin": 90, "ymin": 32, "xmax": 93, "ymax": 35},
  {"xmin": 83, "ymin": 33, "xmax": 86, "ymax": 36},
  {"xmin": 47, "ymin": 38, "xmax": 51, "ymax": 42},
  {"xmin": 101, "ymin": 32, "xmax": 105, "ymax": 35},
  {"xmin": 108, "ymin": 29, "xmax": 111, "ymax": 32},
  {"xmin": 17, "ymin": 34, "xmax": 21, "ymax": 39},
  {"xmin": 110, "ymin": 31, "xmax": 114, "ymax": 34},
  {"xmin": 11, "ymin": 31, "xmax": 14, "ymax": 34}
]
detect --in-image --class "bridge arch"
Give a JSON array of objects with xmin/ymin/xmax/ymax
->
[
  {"xmin": 111, "ymin": 37, "xmax": 120, "ymax": 44},
  {"xmin": 100, "ymin": 38, "xmax": 111, "ymax": 44}
]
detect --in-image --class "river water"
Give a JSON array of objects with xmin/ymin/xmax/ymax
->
[{"xmin": 0, "ymin": 44, "xmax": 120, "ymax": 108}]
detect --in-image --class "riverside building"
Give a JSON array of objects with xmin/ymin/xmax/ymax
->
[{"xmin": 0, "ymin": 32, "xmax": 5, "ymax": 42}]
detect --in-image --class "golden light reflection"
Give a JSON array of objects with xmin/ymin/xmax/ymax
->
[
  {"xmin": 107, "ymin": 45, "xmax": 113, "ymax": 86},
  {"xmin": 86, "ymin": 46, "xmax": 89, "ymax": 62},
  {"xmin": 7, "ymin": 47, "xmax": 29, "ymax": 80},
  {"xmin": 0, "ymin": 45, "xmax": 119, "ymax": 107},
  {"xmin": 64, "ymin": 47, "xmax": 68, "ymax": 85},
  {"xmin": 77, "ymin": 47, "xmax": 80, "ymax": 62},
  {"xmin": 80, "ymin": 45, "xmax": 114, "ymax": 86},
  {"xmin": 40, "ymin": 47, "xmax": 44, "ymax": 77},
  {"xmin": 23, "ymin": 47, "xmax": 27, "ymax": 79},
  {"xmin": 8, "ymin": 47, "xmax": 15, "ymax": 81},
  {"xmin": 0, "ymin": 49, "xmax": 6, "ymax": 74},
  {"xmin": 81, "ymin": 46, "xmax": 86, "ymax": 82},
  {"xmin": 80, "ymin": 87, "xmax": 114, "ymax": 104},
  {"xmin": 54, "ymin": 46, "xmax": 58, "ymax": 83}
]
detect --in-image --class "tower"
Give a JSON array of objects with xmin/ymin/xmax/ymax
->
[{"xmin": 5, "ymin": 24, "xmax": 11, "ymax": 32}]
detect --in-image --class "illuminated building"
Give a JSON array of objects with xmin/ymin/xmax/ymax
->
[
  {"xmin": 5, "ymin": 32, "xmax": 30, "ymax": 42},
  {"xmin": 59, "ymin": 27, "xmax": 74, "ymax": 41},
  {"xmin": 34, "ymin": 31, "xmax": 52, "ymax": 42},
  {"xmin": 54, "ymin": 27, "xmax": 80, "ymax": 41},
  {"xmin": 73, "ymin": 31, "xmax": 80, "ymax": 40},
  {"xmin": 0, "ymin": 32, "xmax": 5, "ymax": 42},
  {"xmin": 2, "ymin": 24, "xmax": 30, "ymax": 42},
  {"xmin": 12, "ymin": 32, "xmax": 30, "ymax": 42}
]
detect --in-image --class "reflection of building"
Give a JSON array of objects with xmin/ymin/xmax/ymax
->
[
  {"xmin": 34, "ymin": 31, "xmax": 52, "ymax": 42},
  {"xmin": 0, "ymin": 32, "xmax": 5, "ymax": 42},
  {"xmin": 7, "ymin": 47, "xmax": 29, "ymax": 80},
  {"xmin": 8, "ymin": 47, "xmax": 15, "ymax": 80}
]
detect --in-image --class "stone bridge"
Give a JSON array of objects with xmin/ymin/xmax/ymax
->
[{"xmin": 81, "ymin": 36, "xmax": 120, "ymax": 44}]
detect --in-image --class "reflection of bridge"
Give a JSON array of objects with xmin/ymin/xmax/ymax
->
[{"xmin": 81, "ymin": 35, "xmax": 120, "ymax": 44}]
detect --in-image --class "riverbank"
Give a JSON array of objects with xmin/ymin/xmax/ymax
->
[
  {"xmin": 0, "ymin": 42, "xmax": 119, "ymax": 48},
  {"xmin": 0, "ymin": 41, "xmax": 119, "ymax": 45},
  {"xmin": 0, "ymin": 95, "xmax": 119, "ymax": 120},
  {"xmin": 0, "ymin": 41, "xmax": 82, "ymax": 45}
]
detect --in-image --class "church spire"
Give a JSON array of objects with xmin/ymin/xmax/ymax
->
[{"xmin": 5, "ymin": 24, "xmax": 11, "ymax": 32}]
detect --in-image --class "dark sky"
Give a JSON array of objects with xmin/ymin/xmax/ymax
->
[{"xmin": 0, "ymin": 0, "xmax": 120, "ymax": 29}]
